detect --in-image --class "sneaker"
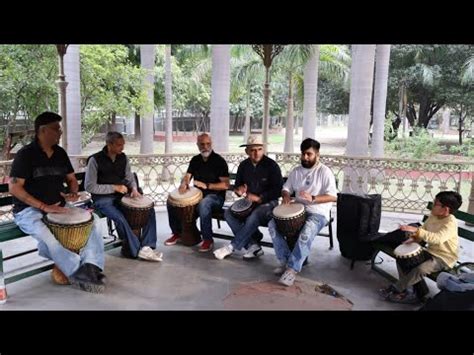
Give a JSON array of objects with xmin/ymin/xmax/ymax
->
[
  {"xmin": 278, "ymin": 269, "xmax": 297, "ymax": 287},
  {"xmin": 243, "ymin": 244, "xmax": 264, "ymax": 260},
  {"xmin": 51, "ymin": 265, "xmax": 70, "ymax": 285},
  {"xmin": 199, "ymin": 240, "xmax": 214, "ymax": 252},
  {"xmin": 214, "ymin": 244, "xmax": 234, "ymax": 260},
  {"xmin": 138, "ymin": 246, "xmax": 163, "ymax": 262},
  {"xmin": 273, "ymin": 263, "xmax": 287, "ymax": 276},
  {"xmin": 164, "ymin": 234, "xmax": 181, "ymax": 246}
]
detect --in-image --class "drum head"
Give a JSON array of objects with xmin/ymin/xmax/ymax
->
[
  {"xmin": 121, "ymin": 195, "xmax": 154, "ymax": 208},
  {"xmin": 69, "ymin": 191, "xmax": 91, "ymax": 207},
  {"xmin": 231, "ymin": 198, "xmax": 253, "ymax": 212},
  {"xmin": 272, "ymin": 203, "xmax": 305, "ymax": 219},
  {"xmin": 168, "ymin": 186, "xmax": 203, "ymax": 206},
  {"xmin": 394, "ymin": 242, "xmax": 421, "ymax": 257},
  {"xmin": 46, "ymin": 207, "xmax": 92, "ymax": 225}
]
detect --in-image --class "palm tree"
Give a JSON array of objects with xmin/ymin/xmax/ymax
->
[
  {"xmin": 164, "ymin": 45, "xmax": 173, "ymax": 154},
  {"xmin": 371, "ymin": 45, "xmax": 391, "ymax": 158},
  {"xmin": 140, "ymin": 44, "xmax": 156, "ymax": 154},
  {"xmin": 231, "ymin": 46, "xmax": 265, "ymax": 142},
  {"xmin": 64, "ymin": 44, "xmax": 82, "ymax": 155},
  {"xmin": 210, "ymin": 45, "xmax": 231, "ymax": 153},
  {"xmin": 344, "ymin": 45, "xmax": 376, "ymax": 194},
  {"xmin": 302, "ymin": 46, "xmax": 320, "ymax": 140}
]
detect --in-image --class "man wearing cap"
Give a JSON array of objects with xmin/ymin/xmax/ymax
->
[
  {"xmin": 214, "ymin": 135, "xmax": 283, "ymax": 260},
  {"xmin": 8, "ymin": 111, "xmax": 106, "ymax": 293}
]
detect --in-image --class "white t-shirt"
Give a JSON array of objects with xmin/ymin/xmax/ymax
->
[{"xmin": 282, "ymin": 163, "xmax": 337, "ymax": 220}]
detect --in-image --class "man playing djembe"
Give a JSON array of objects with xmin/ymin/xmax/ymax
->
[{"xmin": 9, "ymin": 112, "xmax": 106, "ymax": 293}]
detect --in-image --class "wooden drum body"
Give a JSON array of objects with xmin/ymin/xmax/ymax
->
[
  {"xmin": 167, "ymin": 187, "xmax": 203, "ymax": 246},
  {"xmin": 120, "ymin": 195, "xmax": 155, "ymax": 238},
  {"xmin": 272, "ymin": 203, "xmax": 306, "ymax": 250}
]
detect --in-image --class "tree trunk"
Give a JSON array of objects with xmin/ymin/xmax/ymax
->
[
  {"xmin": 302, "ymin": 46, "xmax": 320, "ymax": 140},
  {"xmin": 210, "ymin": 45, "xmax": 231, "ymax": 153},
  {"xmin": 164, "ymin": 44, "xmax": 173, "ymax": 154},
  {"xmin": 140, "ymin": 45, "xmax": 156, "ymax": 154},
  {"xmin": 64, "ymin": 44, "xmax": 82, "ymax": 155},
  {"xmin": 284, "ymin": 75, "xmax": 294, "ymax": 153},
  {"xmin": 134, "ymin": 112, "xmax": 141, "ymax": 139},
  {"xmin": 371, "ymin": 45, "xmax": 391, "ymax": 158},
  {"xmin": 243, "ymin": 96, "xmax": 251, "ymax": 143},
  {"xmin": 344, "ymin": 45, "xmax": 376, "ymax": 194}
]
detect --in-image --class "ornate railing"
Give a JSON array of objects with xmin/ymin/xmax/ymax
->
[{"xmin": 0, "ymin": 153, "xmax": 472, "ymax": 222}]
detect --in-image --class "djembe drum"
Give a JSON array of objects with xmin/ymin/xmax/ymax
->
[
  {"xmin": 230, "ymin": 198, "xmax": 254, "ymax": 220},
  {"xmin": 272, "ymin": 203, "xmax": 306, "ymax": 250},
  {"xmin": 120, "ymin": 195, "xmax": 155, "ymax": 238},
  {"xmin": 44, "ymin": 207, "xmax": 94, "ymax": 254},
  {"xmin": 167, "ymin": 187, "xmax": 203, "ymax": 246},
  {"xmin": 394, "ymin": 242, "xmax": 431, "ymax": 298}
]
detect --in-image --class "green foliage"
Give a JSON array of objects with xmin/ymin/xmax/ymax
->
[
  {"xmin": 385, "ymin": 127, "xmax": 444, "ymax": 159},
  {"xmin": 449, "ymin": 138, "xmax": 474, "ymax": 157}
]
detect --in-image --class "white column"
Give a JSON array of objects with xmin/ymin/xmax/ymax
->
[
  {"xmin": 140, "ymin": 45, "xmax": 156, "ymax": 155},
  {"xmin": 64, "ymin": 45, "xmax": 82, "ymax": 155}
]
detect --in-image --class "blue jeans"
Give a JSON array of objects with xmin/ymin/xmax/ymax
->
[
  {"xmin": 14, "ymin": 207, "xmax": 105, "ymax": 277},
  {"xmin": 268, "ymin": 212, "xmax": 327, "ymax": 272},
  {"xmin": 93, "ymin": 195, "xmax": 157, "ymax": 258},
  {"xmin": 224, "ymin": 200, "xmax": 278, "ymax": 251},
  {"xmin": 167, "ymin": 194, "xmax": 224, "ymax": 241}
]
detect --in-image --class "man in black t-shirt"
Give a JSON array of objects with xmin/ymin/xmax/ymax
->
[
  {"xmin": 9, "ymin": 112, "xmax": 106, "ymax": 293},
  {"xmin": 164, "ymin": 133, "xmax": 229, "ymax": 252}
]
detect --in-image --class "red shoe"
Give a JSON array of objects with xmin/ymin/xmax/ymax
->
[
  {"xmin": 164, "ymin": 234, "xmax": 181, "ymax": 246},
  {"xmin": 198, "ymin": 240, "xmax": 214, "ymax": 252}
]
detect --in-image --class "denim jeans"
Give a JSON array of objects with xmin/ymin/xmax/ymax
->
[
  {"xmin": 167, "ymin": 194, "xmax": 224, "ymax": 241},
  {"xmin": 268, "ymin": 212, "xmax": 327, "ymax": 273},
  {"xmin": 14, "ymin": 207, "xmax": 105, "ymax": 277},
  {"xmin": 224, "ymin": 200, "xmax": 278, "ymax": 251},
  {"xmin": 93, "ymin": 195, "xmax": 157, "ymax": 258}
]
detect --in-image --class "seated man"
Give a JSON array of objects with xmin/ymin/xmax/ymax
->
[
  {"xmin": 9, "ymin": 112, "xmax": 106, "ymax": 293},
  {"xmin": 164, "ymin": 133, "xmax": 229, "ymax": 252},
  {"xmin": 378, "ymin": 191, "xmax": 463, "ymax": 304},
  {"xmin": 268, "ymin": 138, "xmax": 337, "ymax": 286},
  {"xmin": 85, "ymin": 131, "xmax": 162, "ymax": 262},
  {"xmin": 214, "ymin": 135, "xmax": 283, "ymax": 260}
]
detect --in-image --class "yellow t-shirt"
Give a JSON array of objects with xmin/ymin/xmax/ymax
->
[{"xmin": 415, "ymin": 213, "xmax": 458, "ymax": 268}]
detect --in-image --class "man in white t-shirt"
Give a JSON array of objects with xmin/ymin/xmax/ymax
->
[{"xmin": 268, "ymin": 138, "xmax": 337, "ymax": 286}]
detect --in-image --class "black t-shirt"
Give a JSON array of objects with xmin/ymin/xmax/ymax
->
[
  {"xmin": 187, "ymin": 151, "xmax": 229, "ymax": 198},
  {"xmin": 10, "ymin": 140, "xmax": 74, "ymax": 213}
]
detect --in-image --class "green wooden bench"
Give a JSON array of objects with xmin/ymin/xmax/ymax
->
[
  {"xmin": 212, "ymin": 173, "xmax": 335, "ymax": 249},
  {"xmin": 370, "ymin": 201, "xmax": 474, "ymax": 284},
  {"xmin": 0, "ymin": 172, "xmax": 122, "ymax": 286}
]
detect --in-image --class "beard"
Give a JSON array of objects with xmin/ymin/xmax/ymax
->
[
  {"xmin": 200, "ymin": 150, "xmax": 211, "ymax": 158},
  {"xmin": 301, "ymin": 159, "xmax": 317, "ymax": 169}
]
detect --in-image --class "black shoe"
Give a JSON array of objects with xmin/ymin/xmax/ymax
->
[
  {"xmin": 86, "ymin": 263, "xmax": 107, "ymax": 284},
  {"xmin": 70, "ymin": 263, "xmax": 105, "ymax": 294}
]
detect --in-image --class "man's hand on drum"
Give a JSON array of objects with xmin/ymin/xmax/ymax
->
[
  {"xmin": 246, "ymin": 192, "xmax": 261, "ymax": 204},
  {"xmin": 178, "ymin": 182, "xmax": 189, "ymax": 194},
  {"xmin": 193, "ymin": 180, "xmax": 207, "ymax": 190},
  {"xmin": 130, "ymin": 187, "xmax": 141, "ymax": 198},
  {"xmin": 235, "ymin": 184, "xmax": 247, "ymax": 197},
  {"xmin": 299, "ymin": 190, "xmax": 313, "ymax": 203},
  {"xmin": 60, "ymin": 191, "xmax": 79, "ymax": 203},
  {"xmin": 114, "ymin": 184, "xmax": 128, "ymax": 194},
  {"xmin": 43, "ymin": 201, "xmax": 69, "ymax": 213}
]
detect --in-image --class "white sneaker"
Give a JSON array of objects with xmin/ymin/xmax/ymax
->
[
  {"xmin": 242, "ymin": 244, "xmax": 264, "ymax": 260},
  {"xmin": 213, "ymin": 244, "xmax": 234, "ymax": 260},
  {"xmin": 138, "ymin": 246, "xmax": 163, "ymax": 262}
]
